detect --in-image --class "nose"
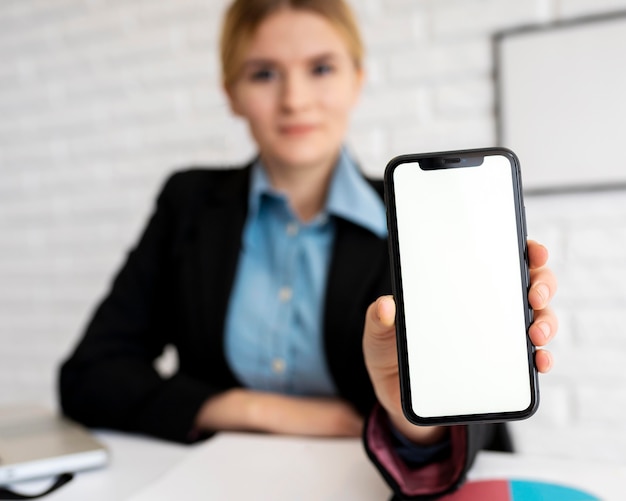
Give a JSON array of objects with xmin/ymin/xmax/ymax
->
[{"xmin": 280, "ymin": 71, "xmax": 312, "ymax": 112}]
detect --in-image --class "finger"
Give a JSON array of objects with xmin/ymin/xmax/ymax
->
[
  {"xmin": 535, "ymin": 349, "xmax": 553, "ymax": 373},
  {"xmin": 528, "ymin": 306, "xmax": 558, "ymax": 347},
  {"xmin": 527, "ymin": 240, "xmax": 549, "ymax": 270},
  {"xmin": 528, "ymin": 267, "xmax": 558, "ymax": 310},
  {"xmin": 364, "ymin": 295, "xmax": 396, "ymax": 342}
]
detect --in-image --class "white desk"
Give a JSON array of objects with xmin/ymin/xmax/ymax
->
[
  {"xmin": 5, "ymin": 432, "xmax": 189, "ymax": 501},
  {"xmin": 6, "ymin": 431, "xmax": 625, "ymax": 500}
]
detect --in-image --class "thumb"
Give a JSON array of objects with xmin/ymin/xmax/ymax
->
[
  {"xmin": 366, "ymin": 295, "xmax": 396, "ymax": 341},
  {"xmin": 363, "ymin": 296, "xmax": 397, "ymax": 370}
]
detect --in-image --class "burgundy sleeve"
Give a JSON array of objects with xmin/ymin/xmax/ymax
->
[{"xmin": 363, "ymin": 403, "xmax": 468, "ymax": 500}]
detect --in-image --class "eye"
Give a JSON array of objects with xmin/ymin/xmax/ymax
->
[
  {"xmin": 312, "ymin": 62, "xmax": 334, "ymax": 76},
  {"xmin": 249, "ymin": 67, "xmax": 277, "ymax": 82}
]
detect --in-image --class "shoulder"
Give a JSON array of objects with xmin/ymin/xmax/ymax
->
[
  {"xmin": 158, "ymin": 163, "xmax": 252, "ymax": 205},
  {"xmin": 161, "ymin": 164, "xmax": 251, "ymax": 196}
]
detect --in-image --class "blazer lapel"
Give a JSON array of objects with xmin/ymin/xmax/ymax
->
[
  {"xmin": 192, "ymin": 167, "xmax": 251, "ymax": 384},
  {"xmin": 323, "ymin": 217, "xmax": 390, "ymax": 410}
]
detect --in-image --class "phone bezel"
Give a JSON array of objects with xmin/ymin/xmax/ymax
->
[{"xmin": 384, "ymin": 147, "xmax": 539, "ymax": 426}]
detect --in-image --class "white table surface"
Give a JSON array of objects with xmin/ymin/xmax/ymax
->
[
  {"xmin": 6, "ymin": 431, "xmax": 625, "ymax": 500},
  {"xmin": 5, "ymin": 431, "xmax": 189, "ymax": 501}
]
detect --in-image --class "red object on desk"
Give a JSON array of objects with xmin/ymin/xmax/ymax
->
[{"xmin": 440, "ymin": 480, "xmax": 509, "ymax": 500}]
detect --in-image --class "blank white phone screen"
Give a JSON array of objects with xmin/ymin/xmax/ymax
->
[{"xmin": 393, "ymin": 155, "xmax": 530, "ymax": 418}]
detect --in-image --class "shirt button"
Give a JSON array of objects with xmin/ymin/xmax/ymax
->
[
  {"xmin": 272, "ymin": 358, "xmax": 286, "ymax": 374},
  {"xmin": 278, "ymin": 287, "xmax": 292, "ymax": 302},
  {"xmin": 286, "ymin": 222, "xmax": 299, "ymax": 236}
]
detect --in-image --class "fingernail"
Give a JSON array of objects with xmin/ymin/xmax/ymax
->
[
  {"xmin": 536, "ymin": 284, "xmax": 549, "ymax": 303},
  {"xmin": 538, "ymin": 322, "xmax": 550, "ymax": 340}
]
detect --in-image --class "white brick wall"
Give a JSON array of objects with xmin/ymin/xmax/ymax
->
[
  {"xmin": 2, "ymin": 0, "xmax": 626, "ymax": 464},
  {"xmin": 516, "ymin": 191, "xmax": 626, "ymax": 461}
]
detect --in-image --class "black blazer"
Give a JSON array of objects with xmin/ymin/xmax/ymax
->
[
  {"xmin": 59, "ymin": 165, "xmax": 511, "ymax": 497},
  {"xmin": 60, "ymin": 165, "xmax": 391, "ymax": 438}
]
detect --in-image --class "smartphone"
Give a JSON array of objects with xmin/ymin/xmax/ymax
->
[{"xmin": 384, "ymin": 147, "xmax": 538, "ymax": 425}]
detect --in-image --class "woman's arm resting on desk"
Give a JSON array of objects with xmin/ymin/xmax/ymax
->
[{"xmin": 194, "ymin": 389, "xmax": 363, "ymax": 437}]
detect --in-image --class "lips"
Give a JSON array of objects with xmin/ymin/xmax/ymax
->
[{"xmin": 279, "ymin": 124, "xmax": 317, "ymax": 136}]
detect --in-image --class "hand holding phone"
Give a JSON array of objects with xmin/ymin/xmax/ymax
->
[{"xmin": 384, "ymin": 147, "xmax": 538, "ymax": 425}]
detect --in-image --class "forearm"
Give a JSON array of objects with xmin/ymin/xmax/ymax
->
[
  {"xmin": 194, "ymin": 388, "xmax": 257, "ymax": 432},
  {"xmin": 194, "ymin": 389, "xmax": 363, "ymax": 437}
]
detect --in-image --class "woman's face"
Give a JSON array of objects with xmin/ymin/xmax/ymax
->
[{"xmin": 226, "ymin": 8, "xmax": 363, "ymax": 174}]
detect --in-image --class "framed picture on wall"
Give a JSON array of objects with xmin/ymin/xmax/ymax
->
[{"xmin": 495, "ymin": 12, "xmax": 626, "ymax": 193}]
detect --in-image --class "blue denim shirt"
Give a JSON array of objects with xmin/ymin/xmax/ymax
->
[{"xmin": 224, "ymin": 148, "xmax": 387, "ymax": 396}]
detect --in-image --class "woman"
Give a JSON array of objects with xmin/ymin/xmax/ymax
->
[{"xmin": 59, "ymin": 1, "xmax": 557, "ymax": 499}]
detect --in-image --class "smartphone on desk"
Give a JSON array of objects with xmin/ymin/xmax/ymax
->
[{"xmin": 384, "ymin": 147, "xmax": 538, "ymax": 426}]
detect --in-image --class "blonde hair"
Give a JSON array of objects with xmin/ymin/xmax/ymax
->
[{"xmin": 220, "ymin": 0, "xmax": 364, "ymax": 90}]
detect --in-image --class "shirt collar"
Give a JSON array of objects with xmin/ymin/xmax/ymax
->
[
  {"xmin": 248, "ymin": 148, "xmax": 387, "ymax": 238},
  {"xmin": 247, "ymin": 157, "xmax": 278, "ymax": 218},
  {"xmin": 325, "ymin": 148, "xmax": 387, "ymax": 238}
]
